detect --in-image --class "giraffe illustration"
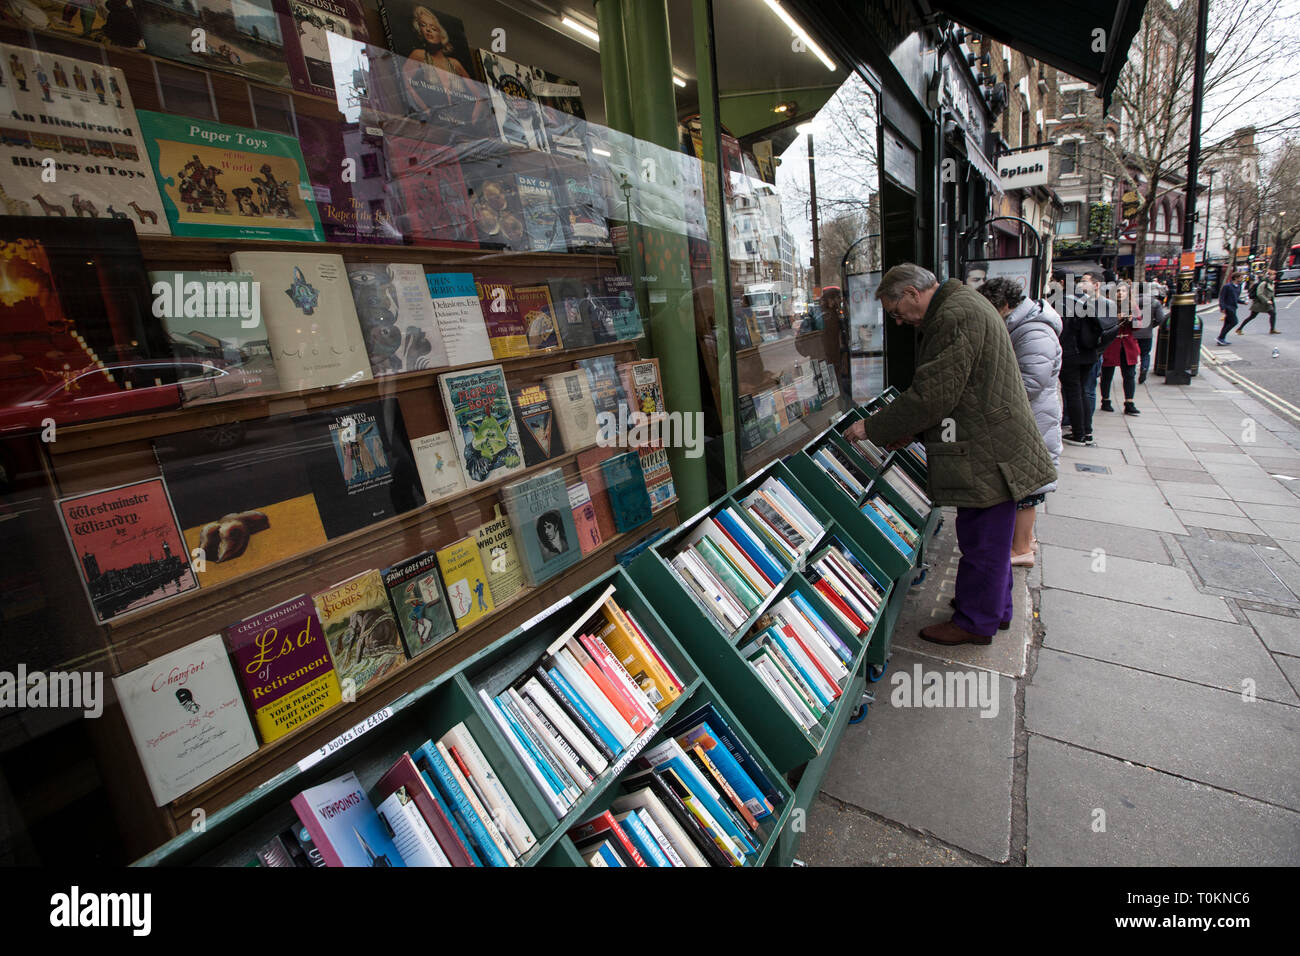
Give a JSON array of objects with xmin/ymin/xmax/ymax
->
[
  {"xmin": 0, "ymin": 184, "xmax": 30, "ymax": 215},
  {"xmin": 127, "ymin": 200, "xmax": 158, "ymax": 224},
  {"xmin": 32, "ymin": 194, "xmax": 66, "ymax": 216}
]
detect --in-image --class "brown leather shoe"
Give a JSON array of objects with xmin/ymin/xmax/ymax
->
[{"xmin": 920, "ymin": 620, "xmax": 993, "ymax": 646}]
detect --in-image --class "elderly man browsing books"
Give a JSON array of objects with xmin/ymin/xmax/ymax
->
[{"xmin": 843, "ymin": 264, "xmax": 1056, "ymax": 646}]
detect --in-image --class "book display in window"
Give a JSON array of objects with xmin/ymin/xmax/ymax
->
[
  {"xmin": 377, "ymin": 1, "xmax": 481, "ymax": 130},
  {"xmin": 297, "ymin": 116, "xmax": 401, "ymax": 245},
  {"xmin": 425, "ymin": 272, "xmax": 494, "ymax": 367},
  {"xmin": 226, "ymin": 593, "xmax": 342, "ymax": 743},
  {"xmin": 529, "ymin": 67, "xmax": 587, "ymax": 160},
  {"xmin": 475, "ymin": 49, "xmax": 549, "ymax": 153},
  {"xmin": 382, "ymin": 550, "xmax": 456, "ymax": 659},
  {"xmin": 0, "ymin": 43, "xmax": 168, "ymax": 233},
  {"xmin": 383, "ymin": 131, "xmax": 479, "ymax": 246},
  {"xmin": 501, "ymin": 467, "xmax": 582, "ymax": 587},
  {"xmin": 510, "ymin": 382, "xmax": 564, "ymax": 467},
  {"xmin": 57, "ymin": 478, "xmax": 199, "ymax": 623},
  {"xmin": 154, "ymin": 416, "xmax": 328, "ymax": 587},
  {"xmin": 293, "ymin": 400, "xmax": 424, "ymax": 539},
  {"xmin": 515, "ymin": 173, "xmax": 567, "ymax": 252},
  {"xmin": 312, "ymin": 568, "xmax": 407, "ymax": 697},
  {"xmin": 282, "ymin": 0, "xmax": 368, "ymax": 97},
  {"xmin": 435, "ymin": 536, "xmax": 493, "ymax": 628},
  {"xmin": 568, "ymin": 481, "xmax": 602, "ymax": 556},
  {"xmin": 513, "ymin": 284, "xmax": 561, "ymax": 353},
  {"xmin": 410, "ymin": 430, "xmax": 467, "ymax": 504},
  {"xmin": 463, "ymin": 167, "xmax": 528, "ymax": 251},
  {"xmin": 0, "ymin": 0, "xmax": 144, "ymax": 47},
  {"xmin": 137, "ymin": 111, "xmax": 323, "ymax": 242},
  {"xmin": 476, "ymin": 280, "xmax": 529, "ymax": 359},
  {"xmin": 113, "ymin": 634, "xmax": 259, "ymax": 806},
  {"xmin": 542, "ymin": 369, "xmax": 598, "ymax": 452},
  {"xmin": 546, "ymin": 277, "xmax": 595, "ymax": 349},
  {"xmin": 473, "ymin": 504, "xmax": 524, "ymax": 606},
  {"xmin": 137, "ymin": 0, "xmax": 292, "ymax": 87},
  {"xmin": 600, "ymin": 451, "xmax": 652, "ymax": 535},
  {"xmin": 346, "ymin": 262, "xmax": 449, "ymax": 374},
  {"xmin": 230, "ymin": 250, "xmax": 372, "ymax": 391},
  {"xmin": 438, "ymin": 364, "xmax": 525, "ymax": 486},
  {"xmin": 604, "ymin": 275, "xmax": 645, "ymax": 341}
]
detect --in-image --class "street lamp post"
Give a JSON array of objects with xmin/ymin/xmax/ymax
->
[{"xmin": 1203, "ymin": 167, "xmax": 1217, "ymax": 266}]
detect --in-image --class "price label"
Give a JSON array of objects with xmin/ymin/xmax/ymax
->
[
  {"xmin": 521, "ymin": 595, "xmax": 572, "ymax": 632},
  {"xmin": 296, "ymin": 706, "xmax": 393, "ymax": 774}
]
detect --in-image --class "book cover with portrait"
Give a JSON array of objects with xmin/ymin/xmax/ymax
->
[{"xmin": 500, "ymin": 466, "xmax": 580, "ymax": 587}]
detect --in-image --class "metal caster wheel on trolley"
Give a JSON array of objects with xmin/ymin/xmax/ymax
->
[{"xmin": 848, "ymin": 689, "xmax": 875, "ymax": 724}]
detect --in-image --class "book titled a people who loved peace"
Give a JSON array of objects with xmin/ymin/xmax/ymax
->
[
  {"xmin": 136, "ymin": 111, "xmax": 323, "ymax": 242},
  {"xmin": 154, "ymin": 415, "xmax": 329, "ymax": 588},
  {"xmin": 292, "ymin": 400, "xmax": 424, "ymax": 540},
  {"xmin": 113, "ymin": 634, "xmax": 259, "ymax": 806}
]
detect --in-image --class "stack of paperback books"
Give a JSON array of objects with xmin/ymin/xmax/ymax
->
[
  {"xmin": 879, "ymin": 465, "xmax": 931, "ymax": 515},
  {"xmin": 738, "ymin": 594, "xmax": 853, "ymax": 734},
  {"xmin": 810, "ymin": 440, "xmax": 874, "ymax": 499},
  {"xmin": 845, "ymin": 430, "xmax": 888, "ymax": 470},
  {"xmin": 478, "ymin": 585, "xmax": 684, "ymax": 817},
  {"xmin": 737, "ymin": 476, "xmax": 825, "ymax": 565},
  {"xmin": 804, "ymin": 539, "xmax": 888, "ymax": 637},
  {"xmin": 861, "ymin": 494, "xmax": 921, "ymax": 556},
  {"xmin": 669, "ymin": 504, "xmax": 786, "ymax": 635},
  {"xmin": 568, "ymin": 702, "xmax": 783, "ymax": 866}
]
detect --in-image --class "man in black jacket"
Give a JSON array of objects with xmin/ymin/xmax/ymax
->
[
  {"xmin": 1056, "ymin": 271, "xmax": 1100, "ymax": 446},
  {"xmin": 1215, "ymin": 273, "xmax": 1243, "ymax": 344}
]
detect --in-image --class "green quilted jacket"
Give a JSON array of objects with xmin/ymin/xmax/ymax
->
[{"xmin": 862, "ymin": 280, "xmax": 1057, "ymax": 508}]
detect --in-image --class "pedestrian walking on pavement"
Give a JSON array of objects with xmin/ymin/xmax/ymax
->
[
  {"xmin": 977, "ymin": 278, "xmax": 1063, "ymax": 569},
  {"xmin": 1216, "ymin": 272, "xmax": 1243, "ymax": 344},
  {"xmin": 1133, "ymin": 280, "xmax": 1166, "ymax": 384},
  {"xmin": 1079, "ymin": 272, "xmax": 1112, "ymax": 427},
  {"xmin": 1059, "ymin": 272, "xmax": 1102, "ymax": 446},
  {"xmin": 844, "ymin": 264, "xmax": 1056, "ymax": 647},
  {"xmin": 1237, "ymin": 269, "xmax": 1278, "ymax": 334},
  {"xmin": 1100, "ymin": 281, "xmax": 1142, "ymax": 416}
]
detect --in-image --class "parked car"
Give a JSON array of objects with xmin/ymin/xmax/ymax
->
[
  {"xmin": 0, "ymin": 360, "xmax": 249, "ymax": 435},
  {"xmin": 1275, "ymin": 268, "xmax": 1300, "ymax": 295}
]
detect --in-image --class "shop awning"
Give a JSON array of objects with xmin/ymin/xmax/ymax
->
[
  {"xmin": 927, "ymin": 0, "xmax": 1148, "ymax": 110},
  {"xmin": 965, "ymin": 130, "xmax": 1002, "ymax": 193}
]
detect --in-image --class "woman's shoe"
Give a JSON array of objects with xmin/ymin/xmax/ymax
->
[
  {"xmin": 1139, "ymin": 369, "xmax": 1148, "ymax": 384},
  {"xmin": 1235, "ymin": 327, "xmax": 1245, "ymax": 335},
  {"xmin": 1100, "ymin": 399, "xmax": 1114, "ymax": 412},
  {"xmin": 1215, "ymin": 338, "xmax": 1229, "ymax": 346},
  {"xmin": 1124, "ymin": 402, "xmax": 1140, "ymax": 415},
  {"xmin": 1270, "ymin": 329, "xmax": 1280, "ymax": 334},
  {"xmin": 1011, "ymin": 552, "xmax": 1035, "ymax": 567}
]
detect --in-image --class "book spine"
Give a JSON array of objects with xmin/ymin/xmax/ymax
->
[
  {"xmin": 378, "ymin": 793, "xmax": 452, "ymax": 867},
  {"xmin": 479, "ymin": 689, "xmax": 569, "ymax": 817},
  {"xmin": 762, "ymin": 635, "xmax": 828, "ymax": 714},
  {"xmin": 521, "ymin": 676, "xmax": 610, "ymax": 774},
  {"xmin": 694, "ymin": 537, "xmax": 762, "ymax": 610},
  {"xmin": 551, "ymin": 649, "xmax": 636, "ymax": 749},
  {"xmin": 789, "ymin": 592, "xmax": 854, "ymax": 664},
  {"xmin": 445, "ymin": 731, "xmax": 536, "ymax": 858},
  {"xmin": 690, "ymin": 711, "xmax": 779, "ymax": 811},
  {"xmin": 616, "ymin": 812, "xmax": 672, "ymax": 867},
  {"xmin": 623, "ymin": 608, "xmax": 686, "ymax": 694},
  {"xmin": 435, "ymin": 740, "xmax": 516, "ymax": 866},
  {"xmin": 601, "ymin": 600, "xmax": 681, "ymax": 707},
  {"xmin": 634, "ymin": 807, "xmax": 687, "ymax": 867},
  {"xmin": 417, "ymin": 767, "xmax": 482, "ymax": 866},
  {"xmin": 634, "ymin": 772, "xmax": 733, "ymax": 868},
  {"xmin": 534, "ymin": 665, "xmax": 618, "ymax": 761},
  {"xmin": 687, "ymin": 744, "xmax": 759, "ymax": 831},
  {"xmin": 507, "ymin": 687, "xmax": 594, "ymax": 792},
  {"xmin": 677, "ymin": 724, "xmax": 771, "ymax": 819},
  {"xmin": 544, "ymin": 664, "xmax": 623, "ymax": 756},
  {"xmin": 570, "ymin": 815, "xmax": 647, "ymax": 867},
  {"xmin": 559, "ymin": 643, "xmax": 643, "ymax": 739},
  {"xmin": 577, "ymin": 632, "xmax": 657, "ymax": 727},
  {"xmin": 419, "ymin": 743, "xmax": 510, "ymax": 867},
  {"xmin": 495, "ymin": 692, "xmax": 578, "ymax": 807}
]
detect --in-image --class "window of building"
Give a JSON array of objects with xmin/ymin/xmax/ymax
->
[
  {"xmin": 1061, "ymin": 90, "xmax": 1084, "ymax": 116},
  {"xmin": 1058, "ymin": 202, "xmax": 1082, "ymax": 236},
  {"xmin": 1020, "ymin": 110, "xmax": 1030, "ymax": 149},
  {"xmin": 1060, "ymin": 140, "xmax": 1080, "ymax": 174}
]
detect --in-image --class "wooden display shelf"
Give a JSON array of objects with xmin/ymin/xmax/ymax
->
[
  {"xmin": 151, "ymin": 506, "xmax": 678, "ymax": 847},
  {"xmin": 735, "ymin": 330, "xmax": 829, "ymax": 361},
  {"xmin": 740, "ymin": 402, "xmax": 842, "ymax": 471},
  {"xmin": 49, "ymin": 338, "xmax": 640, "ymax": 456}
]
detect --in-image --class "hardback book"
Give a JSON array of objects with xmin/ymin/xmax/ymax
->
[
  {"xmin": 297, "ymin": 116, "xmax": 402, "ymax": 245},
  {"xmin": 292, "ymin": 771, "xmax": 406, "ymax": 866},
  {"xmin": 138, "ymin": 0, "xmax": 292, "ymax": 87},
  {"xmin": 292, "ymin": 400, "xmax": 424, "ymax": 539},
  {"xmin": 226, "ymin": 594, "xmax": 342, "ymax": 743},
  {"xmin": 438, "ymin": 364, "xmax": 526, "ymax": 486},
  {"xmin": 0, "ymin": 43, "xmax": 167, "ymax": 233},
  {"xmin": 376, "ymin": 786, "xmax": 451, "ymax": 866},
  {"xmin": 529, "ymin": 67, "xmax": 587, "ymax": 159},
  {"xmin": 557, "ymin": 174, "xmax": 611, "ymax": 250},
  {"xmin": 542, "ymin": 370, "xmax": 599, "ymax": 452},
  {"xmin": 501, "ymin": 467, "xmax": 582, "ymax": 587},
  {"xmin": 377, "ymin": 1, "xmax": 482, "ymax": 130},
  {"xmin": 513, "ymin": 284, "xmax": 561, "ymax": 353},
  {"xmin": 382, "ymin": 550, "xmax": 457, "ymax": 658},
  {"xmin": 475, "ymin": 50, "xmax": 550, "ymax": 153},
  {"xmin": 474, "ymin": 504, "xmax": 524, "ymax": 607},
  {"xmin": 435, "ymin": 536, "xmax": 494, "ymax": 628},
  {"xmin": 57, "ymin": 478, "xmax": 199, "ymax": 624},
  {"xmin": 617, "ymin": 358, "xmax": 666, "ymax": 418},
  {"xmin": 138, "ymin": 111, "xmax": 323, "ymax": 242},
  {"xmin": 312, "ymin": 569, "xmax": 408, "ymax": 697},
  {"xmin": 229, "ymin": 251, "xmax": 372, "ymax": 391},
  {"xmin": 638, "ymin": 443, "xmax": 678, "ymax": 513},
  {"xmin": 575, "ymin": 355, "xmax": 627, "ymax": 421},
  {"xmin": 515, "ymin": 174, "xmax": 567, "ymax": 252},
  {"xmin": 384, "ymin": 131, "xmax": 480, "ymax": 246},
  {"xmin": 476, "ymin": 280, "xmax": 530, "ymax": 359},
  {"xmin": 577, "ymin": 280, "xmax": 617, "ymax": 344},
  {"xmin": 112, "ymin": 634, "xmax": 259, "ymax": 806},
  {"xmin": 0, "ymin": 4, "xmax": 143, "ymax": 47},
  {"xmin": 545, "ymin": 278, "xmax": 594, "ymax": 349},
  {"xmin": 425, "ymin": 273, "xmax": 495, "ymax": 366},
  {"xmin": 463, "ymin": 167, "xmax": 529, "ymax": 251},
  {"xmin": 149, "ymin": 270, "xmax": 280, "ymax": 401},
  {"xmin": 511, "ymin": 382, "xmax": 564, "ymax": 467},
  {"xmin": 375, "ymin": 753, "xmax": 477, "ymax": 866},
  {"xmin": 153, "ymin": 417, "xmax": 327, "ymax": 589},
  {"xmin": 0, "ymin": 218, "xmax": 170, "ymax": 410},
  {"xmin": 568, "ymin": 482, "xmax": 603, "ymax": 556},
  {"xmin": 600, "ymin": 452, "xmax": 653, "ymax": 534},
  {"xmin": 282, "ymin": 0, "xmax": 369, "ymax": 97},
  {"xmin": 411, "ymin": 431, "xmax": 468, "ymax": 504},
  {"xmin": 603, "ymin": 275, "xmax": 645, "ymax": 340},
  {"xmin": 346, "ymin": 262, "xmax": 449, "ymax": 375}
]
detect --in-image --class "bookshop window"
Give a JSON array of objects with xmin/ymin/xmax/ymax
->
[
  {"xmin": 707, "ymin": 0, "xmax": 879, "ymax": 473},
  {"xmin": 0, "ymin": 0, "xmax": 700, "ymax": 864}
]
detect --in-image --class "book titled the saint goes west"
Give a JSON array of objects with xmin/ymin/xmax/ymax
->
[{"xmin": 136, "ymin": 111, "xmax": 324, "ymax": 242}]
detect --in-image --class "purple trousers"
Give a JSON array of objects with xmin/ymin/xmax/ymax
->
[{"xmin": 952, "ymin": 499, "xmax": 1016, "ymax": 636}]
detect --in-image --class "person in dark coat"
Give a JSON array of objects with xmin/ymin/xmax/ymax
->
[
  {"xmin": 1215, "ymin": 273, "xmax": 1243, "ymax": 344},
  {"xmin": 844, "ymin": 264, "xmax": 1056, "ymax": 647},
  {"xmin": 1132, "ymin": 280, "xmax": 1166, "ymax": 383},
  {"xmin": 1100, "ymin": 281, "xmax": 1141, "ymax": 415},
  {"xmin": 1057, "ymin": 272, "xmax": 1100, "ymax": 446},
  {"xmin": 1237, "ymin": 270, "xmax": 1277, "ymax": 334}
]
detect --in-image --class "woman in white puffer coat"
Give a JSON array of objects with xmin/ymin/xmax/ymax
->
[{"xmin": 977, "ymin": 277, "xmax": 1063, "ymax": 568}]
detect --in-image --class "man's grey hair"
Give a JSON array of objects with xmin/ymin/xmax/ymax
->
[{"xmin": 876, "ymin": 263, "xmax": 939, "ymax": 300}]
